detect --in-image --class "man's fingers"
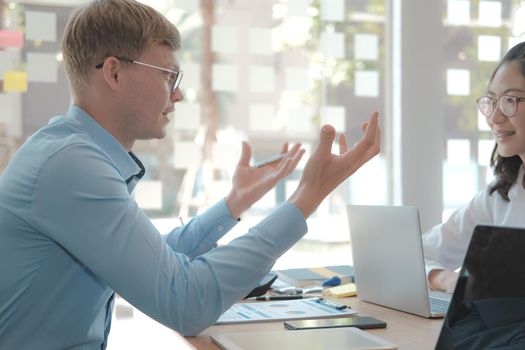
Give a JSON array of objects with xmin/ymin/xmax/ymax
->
[
  {"xmin": 342, "ymin": 112, "xmax": 380, "ymax": 167},
  {"xmin": 338, "ymin": 133, "xmax": 348, "ymax": 154},
  {"xmin": 277, "ymin": 143, "xmax": 301, "ymax": 171},
  {"xmin": 239, "ymin": 141, "xmax": 252, "ymax": 166},
  {"xmin": 277, "ymin": 158, "xmax": 294, "ymax": 178},
  {"xmin": 354, "ymin": 112, "xmax": 380, "ymax": 152},
  {"xmin": 317, "ymin": 124, "xmax": 336, "ymax": 155},
  {"xmin": 287, "ymin": 148, "xmax": 305, "ymax": 174},
  {"xmin": 276, "ymin": 147, "xmax": 304, "ymax": 177},
  {"xmin": 362, "ymin": 111, "xmax": 379, "ymax": 140}
]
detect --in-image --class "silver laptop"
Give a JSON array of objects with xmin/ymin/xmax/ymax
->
[{"xmin": 347, "ymin": 205, "xmax": 451, "ymax": 318}]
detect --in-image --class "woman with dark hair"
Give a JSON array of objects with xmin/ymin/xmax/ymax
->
[{"xmin": 423, "ymin": 42, "xmax": 525, "ymax": 293}]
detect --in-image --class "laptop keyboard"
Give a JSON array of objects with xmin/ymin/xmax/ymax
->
[{"xmin": 429, "ymin": 297, "xmax": 450, "ymax": 314}]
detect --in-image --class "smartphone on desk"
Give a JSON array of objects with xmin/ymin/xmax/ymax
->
[{"xmin": 284, "ymin": 316, "xmax": 387, "ymax": 330}]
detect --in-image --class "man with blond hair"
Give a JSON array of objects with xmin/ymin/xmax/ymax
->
[{"xmin": 0, "ymin": 0, "xmax": 380, "ymax": 348}]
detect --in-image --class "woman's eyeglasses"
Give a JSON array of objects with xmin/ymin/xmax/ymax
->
[{"xmin": 477, "ymin": 95, "xmax": 525, "ymax": 118}]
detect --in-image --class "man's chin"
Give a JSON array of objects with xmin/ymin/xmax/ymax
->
[{"xmin": 138, "ymin": 130, "xmax": 167, "ymax": 141}]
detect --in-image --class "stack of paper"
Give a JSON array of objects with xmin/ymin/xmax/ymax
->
[
  {"xmin": 216, "ymin": 298, "xmax": 356, "ymax": 324},
  {"xmin": 323, "ymin": 283, "xmax": 357, "ymax": 298}
]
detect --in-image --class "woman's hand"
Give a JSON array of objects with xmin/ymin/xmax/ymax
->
[{"xmin": 429, "ymin": 269, "xmax": 458, "ymax": 293}]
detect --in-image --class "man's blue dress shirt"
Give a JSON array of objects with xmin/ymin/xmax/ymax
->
[{"xmin": 0, "ymin": 106, "xmax": 307, "ymax": 349}]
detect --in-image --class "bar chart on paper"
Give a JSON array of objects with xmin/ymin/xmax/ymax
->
[{"xmin": 216, "ymin": 298, "xmax": 356, "ymax": 324}]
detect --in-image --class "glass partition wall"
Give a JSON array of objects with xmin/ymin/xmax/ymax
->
[{"xmin": 1, "ymin": 0, "xmax": 524, "ymax": 267}]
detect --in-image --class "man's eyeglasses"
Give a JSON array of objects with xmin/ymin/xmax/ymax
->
[
  {"xmin": 477, "ymin": 95, "xmax": 525, "ymax": 118},
  {"xmin": 95, "ymin": 56, "xmax": 183, "ymax": 92}
]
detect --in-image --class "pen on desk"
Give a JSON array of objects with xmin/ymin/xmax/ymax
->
[
  {"xmin": 254, "ymin": 152, "xmax": 287, "ymax": 168},
  {"xmin": 255, "ymin": 295, "xmax": 304, "ymax": 301}
]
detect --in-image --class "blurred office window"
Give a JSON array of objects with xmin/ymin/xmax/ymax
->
[
  {"xmin": 0, "ymin": 0, "xmax": 387, "ymax": 266},
  {"xmin": 3, "ymin": 0, "xmax": 525, "ymax": 266},
  {"xmin": 163, "ymin": 0, "xmax": 388, "ymax": 247},
  {"xmin": 442, "ymin": 0, "xmax": 524, "ymax": 220}
]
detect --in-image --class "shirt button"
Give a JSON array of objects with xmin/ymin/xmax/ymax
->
[{"xmin": 217, "ymin": 225, "xmax": 224, "ymax": 232}]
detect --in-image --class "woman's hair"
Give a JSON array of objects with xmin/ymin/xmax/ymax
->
[
  {"xmin": 61, "ymin": 0, "xmax": 180, "ymax": 95},
  {"xmin": 488, "ymin": 42, "xmax": 525, "ymax": 200}
]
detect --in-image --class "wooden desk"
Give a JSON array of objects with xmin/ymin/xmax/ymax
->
[{"xmin": 186, "ymin": 297, "xmax": 443, "ymax": 350}]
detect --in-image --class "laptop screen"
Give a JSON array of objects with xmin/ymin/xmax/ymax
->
[{"xmin": 434, "ymin": 225, "xmax": 525, "ymax": 349}]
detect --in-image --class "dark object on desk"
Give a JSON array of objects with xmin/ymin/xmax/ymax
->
[
  {"xmin": 284, "ymin": 315, "xmax": 387, "ymax": 330},
  {"xmin": 255, "ymin": 295, "xmax": 304, "ymax": 301},
  {"xmin": 275, "ymin": 265, "xmax": 354, "ymax": 287},
  {"xmin": 435, "ymin": 225, "xmax": 525, "ymax": 350},
  {"xmin": 244, "ymin": 272, "xmax": 278, "ymax": 299}
]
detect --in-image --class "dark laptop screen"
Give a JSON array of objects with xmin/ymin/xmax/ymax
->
[{"xmin": 435, "ymin": 225, "xmax": 525, "ymax": 350}]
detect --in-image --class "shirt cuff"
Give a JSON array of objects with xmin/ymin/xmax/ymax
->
[
  {"xmin": 424, "ymin": 258, "xmax": 446, "ymax": 279},
  {"xmin": 196, "ymin": 199, "xmax": 240, "ymax": 244}
]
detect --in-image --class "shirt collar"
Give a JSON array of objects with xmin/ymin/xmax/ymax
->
[{"xmin": 63, "ymin": 105, "xmax": 145, "ymax": 184}]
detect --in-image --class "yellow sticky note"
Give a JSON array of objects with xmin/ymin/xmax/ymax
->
[
  {"xmin": 323, "ymin": 283, "xmax": 357, "ymax": 298},
  {"xmin": 3, "ymin": 71, "xmax": 28, "ymax": 92}
]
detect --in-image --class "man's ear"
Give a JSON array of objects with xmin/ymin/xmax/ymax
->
[{"xmin": 101, "ymin": 57, "xmax": 121, "ymax": 90}]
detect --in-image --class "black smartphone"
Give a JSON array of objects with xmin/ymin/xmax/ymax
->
[
  {"xmin": 284, "ymin": 316, "xmax": 387, "ymax": 330},
  {"xmin": 244, "ymin": 272, "xmax": 278, "ymax": 298}
]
